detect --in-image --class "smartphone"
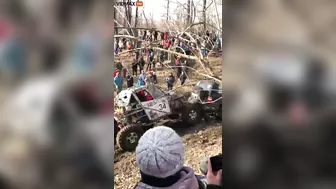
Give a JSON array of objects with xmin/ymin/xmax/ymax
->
[{"xmin": 210, "ymin": 154, "xmax": 222, "ymax": 172}]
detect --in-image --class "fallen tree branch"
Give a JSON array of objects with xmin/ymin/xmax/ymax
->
[{"xmin": 170, "ymin": 65, "xmax": 221, "ymax": 83}]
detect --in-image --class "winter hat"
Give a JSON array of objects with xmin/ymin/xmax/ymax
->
[{"xmin": 135, "ymin": 126, "xmax": 185, "ymax": 178}]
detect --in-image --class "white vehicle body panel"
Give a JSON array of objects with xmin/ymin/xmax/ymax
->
[{"xmin": 141, "ymin": 97, "xmax": 171, "ymax": 120}]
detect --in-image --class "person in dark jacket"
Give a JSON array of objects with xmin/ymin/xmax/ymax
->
[
  {"xmin": 132, "ymin": 55, "xmax": 138, "ymax": 76},
  {"xmin": 139, "ymin": 56, "xmax": 145, "ymax": 73},
  {"xmin": 152, "ymin": 71, "xmax": 158, "ymax": 84},
  {"xmin": 160, "ymin": 32, "xmax": 164, "ymax": 40},
  {"xmin": 42, "ymin": 41, "xmax": 62, "ymax": 73},
  {"xmin": 153, "ymin": 31, "xmax": 158, "ymax": 41},
  {"xmin": 147, "ymin": 50, "xmax": 154, "ymax": 71},
  {"xmin": 158, "ymin": 50, "xmax": 164, "ymax": 67},
  {"xmin": 180, "ymin": 71, "xmax": 187, "ymax": 85},
  {"xmin": 166, "ymin": 73, "xmax": 175, "ymax": 90},
  {"xmin": 126, "ymin": 73, "xmax": 134, "ymax": 88},
  {"xmin": 175, "ymin": 56, "xmax": 182, "ymax": 78},
  {"xmin": 133, "ymin": 126, "xmax": 222, "ymax": 189}
]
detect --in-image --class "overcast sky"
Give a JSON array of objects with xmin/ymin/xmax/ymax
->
[{"xmin": 140, "ymin": 0, "xmax": 222, "ymax": 21}]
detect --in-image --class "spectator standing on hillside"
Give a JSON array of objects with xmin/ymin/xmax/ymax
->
[
  {"xmin": 114, "ymin": 39, "xmax": 118, "ymax": 54},
  {"xmin": 0, "ymin": 22, "xmax": 28, "ymax": 82},
  {"xmin": 118, "ymin": 39, "xmax": 124, "ymax": 52},
  {"xmin": 147, "ymin": 49, "xmax": 154, "ymax": 71},
  {"xmin": 164, "ymin": 31, "xmax": 168, "ymax": 40},
  {"xmin": 127, "ymin": 40, "xmax": 133, "ymax": 54},
  {"xmin": 132, "ymin": 54, "xmax": 138, "ymax": 76},
  {"xmin": 126, "ymin": 73, "xmax": 134, "ymax": 88},
  {"xmin": 165, "ymin": 39, "xmax": 171, "ymax": 49},
  {"xmin": 73, "ymin": 27, "xmax": 100, "ymax": 72},
  {"xmin": 116, "ymin": 62, "xmax": 123, "ymax": 72},
  {"xmin": 146, "ymin": 30, "xmax": 151, "ymax": 41},
  {"xmin": 153, "ymin": 31, "xmax": 158, "ymax": 41},
  {"xmin": 152, "ymin": 71, "xmax": 158, "ymax": 84},
  {"xmin": 142, "ymin": 31, "xmax": 146, "ymax": 40},
  {"xmin": 175, "ymin": 55, "xmax": 182, "ymax": 78},
  {"xmin": 201, "ymin": 41, "xmax": 207, "ymax": 58},
  {"xmin": 180, "ymin": 71, "xmax": 187, "ymax": 85},
  {"xmin": 138, "ymin": 70, "xmax": 146, "ymax": 86},
  {"xmin": 158, "ymin": 50, "xmax": 164, "ymax": 67},
  {"xmin": 144, "ymin": 72, "xmax": 153, "ymax": 86},
  {"xmin": 160, "ymin": 32, "xmax": 164, "ymax": 40},
  {"xmin": 132, "ymin": 60, "xmax": 138, "ymax": 76},
  {"xmin": 113, "ymin": 69, "xmax": 117, "ymax": 77},
  {"xmin": 139, "ymin": 55, "xmax": 145, "ymax": 73},
  {"xmin": 166, "ymin": 73, "xmax": 175, "ymax": 91},
  {"xmin": 206, "ymin": 30, "xmax": 210, "ymax": 37},
  {"xmin": 114, "ymin": 72, "xmax": 123, "ymax": 94}
]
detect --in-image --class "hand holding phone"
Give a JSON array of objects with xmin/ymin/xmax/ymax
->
[
  {"xmin": 210, "ymin": 154, "xmax": 222, "ymax": 172},
  {"xmin": 207, "ymin": 155, "xmax": 223, "ymax": 186}
]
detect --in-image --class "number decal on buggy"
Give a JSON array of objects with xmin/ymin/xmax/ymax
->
[
  {"xmin": 158, "ymin": 103, "xmax": 166, "ymax": 110},
  {"xmin": 141, "ymin": 97, "xmax": 171, "ymax": 120}
]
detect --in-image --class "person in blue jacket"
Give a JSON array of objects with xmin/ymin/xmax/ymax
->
[
  {"xmin": 1, "ymin": 35, "xmax": 27, "ymax": 82},
  {"xmin": 114, "ymin": 72, "xmax": 123, "ymax": 93},
  {"xmin": 138, "ymin": 70, "xmax": 146, "ymax": 86}
]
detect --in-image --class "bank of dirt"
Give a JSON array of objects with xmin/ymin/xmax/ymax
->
[{"xmin": 114, "ymin": 123, "xmax": 222, "ymax": 189}]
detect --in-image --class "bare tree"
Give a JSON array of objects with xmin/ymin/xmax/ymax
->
[
  {"xmin": 142, "ymin": 10, "xmax": 149, "ymax": 28},
  {"xmin": 187, "ymin": 0, "xmax": 191, "ymax": 24},
  {"xmin": 203, "ymin": 0, "xmax": 206, "ymax": 30},
  {"xmin": 166, "ymin": 0, "xmax": 170, "ymax": 21},
  {"xmin": 114, "ymin": 6, "xmax": 118, "ymax": 34},
  {"xmin": 133, "ymin": 7, "xmax": 139, "ymax": 36}
]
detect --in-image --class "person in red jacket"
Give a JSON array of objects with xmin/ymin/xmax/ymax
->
[
  {"xmin": 164, "ymin": 31, "xmax": 168, "ymax": 40},
  {"xmin": 165, "ymin": 39, "xmax": 171, "ymax": 49}
]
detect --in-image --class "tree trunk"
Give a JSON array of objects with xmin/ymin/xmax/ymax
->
[
  {"xmin": 133, "ymin": 7, "xmax": 139, "ymax": 37},
  {"xmin": 187, "ymin": 0, "xmax": 191, "ymax": 25},
  {"xmin": 203, "ymin": 0, "xmax": 206, "ymax": 30},
  {"xmin": 192, "ymin": 0, "xmax": 196, "ymax": 23},
  {"xmin": 142, "ymin": 10, "xmax": 149, "ymax": 28},
  {"xmin": 127, "ymin": 5, "xmax": 132, "ymax": 34},
  {"xmin": 114, "ymin": 6, "xmax": 118, "ymax": 34},
  {"xmin": 166, "ymin": 0, "xmax": 170, "ymax": 21}
]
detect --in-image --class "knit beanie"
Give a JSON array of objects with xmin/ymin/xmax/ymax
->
[{"xmin": 135, "ymin": 126, "xmax": 185, "ymax": 178}]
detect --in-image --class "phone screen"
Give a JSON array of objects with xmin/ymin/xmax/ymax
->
[{"xmin": 210, "ymin": 154, "xmax": 222, "ymax": 172}]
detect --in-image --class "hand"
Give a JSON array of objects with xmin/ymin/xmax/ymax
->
[{"xmin": 206, "ymin": 158, "xmax": 222, "ymax": 186}]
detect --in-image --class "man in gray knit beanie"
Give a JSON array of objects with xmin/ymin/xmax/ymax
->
[
  {"xmin": 134, "ymin": 126, "xmax": 222, "ymax": 189},
  {"xmin": 135, "ymin": 126, "xmax": 199, "ymax": 188}
]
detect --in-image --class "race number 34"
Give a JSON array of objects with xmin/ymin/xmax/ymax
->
[{"xmin": 159, "ymin": 103, "xmax": 166, "ymax": 110}]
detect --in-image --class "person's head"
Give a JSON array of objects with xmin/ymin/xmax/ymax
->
[
  {"xmin": 170, "ymin": 73, "xmax": 173, "ymax": 76},
  {"xmin": 141, "ymin": 70, "xmax": 145, "ymax": 74},
  {"xmin": 135, "ymin": 126, "xmax": 184, "ymax": 178}
]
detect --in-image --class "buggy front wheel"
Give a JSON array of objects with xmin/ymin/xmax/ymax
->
[
  {"xmin": 117, "ymin": 125, "xmax": 144, "ymax": 152},
  {"xmin": 182, "ymin": 103, "xmax": 202, "ymax": 126}
]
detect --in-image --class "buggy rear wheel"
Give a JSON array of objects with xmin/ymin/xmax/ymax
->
[
  {"xmin": 182, "ymin": 103, "xmax": 202, "ymax": 126},
  {"xmin": 117, "ymin": 125, "xmax": 144, "ymax": 152},
  {"xmin": 216, "ymin": 105, "xmax": 222, "ymax": 121}
]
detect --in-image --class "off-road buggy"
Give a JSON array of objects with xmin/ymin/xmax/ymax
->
[
  {"xmin": 188, "ymin": 79, "xmax": 222, "ymax": 121},
  {"xmin": 0, "ymin": 71, "xmax": 115, "ymax": 188},
  {"xmin": 224, "ymin": 48, "xmax": 336, "ymax": 189},
  {"xmin": 114, "ymin": 84, "xmax": 202, "ymax": 151}
]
